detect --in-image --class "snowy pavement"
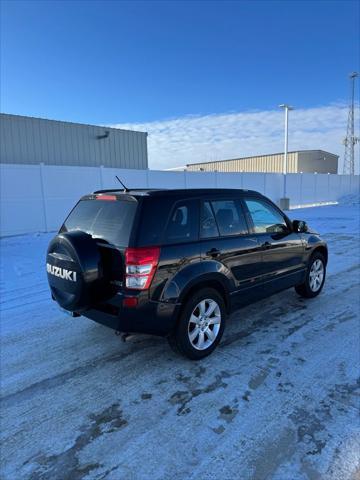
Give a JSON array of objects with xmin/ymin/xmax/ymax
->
[{"xmin": 1, "ymin": 203, "xmax": 359, "ymax": 480}]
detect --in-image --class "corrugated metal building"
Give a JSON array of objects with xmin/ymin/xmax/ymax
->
[
  {"xmin": 0, "ymin": 113, "xmax": 148, "ymax": 169},
  {"xmin": 187, "ymin": 150, "xmax": 339, "ymax": 174}
]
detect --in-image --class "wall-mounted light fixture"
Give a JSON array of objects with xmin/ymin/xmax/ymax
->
[{"xmin": 97, "ymin": 130, "xmax": 110, "ymax": 140}]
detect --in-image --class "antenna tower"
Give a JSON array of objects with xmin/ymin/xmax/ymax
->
[{"xmin": 342, "ymin": 72, "xmax": 359, "ymax": 175}]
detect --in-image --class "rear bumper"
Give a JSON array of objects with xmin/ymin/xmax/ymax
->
[{"xmin": 81, "ymin": 293, "xmax": 181, "ymax": 336}]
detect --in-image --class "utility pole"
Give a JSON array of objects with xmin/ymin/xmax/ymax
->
[
  {"xmin": 342, "ymin": 72, "xmax": 359, "ymax": 175},
  {"xmin": 279, "ymin": 104, "xmax": 294, "ymax": 208}
]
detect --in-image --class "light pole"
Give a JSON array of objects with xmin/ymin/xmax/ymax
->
[{"xmin": 279, "ymin": 104, "xmax": 294, "ymax": 206}]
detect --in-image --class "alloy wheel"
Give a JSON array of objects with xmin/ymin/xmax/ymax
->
[
  {"xmin": 309, "ymin": 259, "xmax": 324, "ymax": 292},
  {"xmin": 187, "ymin": 299, "xmax": 221, "ymax": 350}
]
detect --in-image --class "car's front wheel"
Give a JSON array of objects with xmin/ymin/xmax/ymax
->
[
  {"xmin": 295, "ymin": 251, "xmax": 326, "ymax": 298},
  {"xmin": 168, "ymin": 288, "xmax": 226, "ymax": 360}
]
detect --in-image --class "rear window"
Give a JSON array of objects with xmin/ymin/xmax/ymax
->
[{"xmin": 62, "ymin": 199, "xmax": 137, "ymax": 246}]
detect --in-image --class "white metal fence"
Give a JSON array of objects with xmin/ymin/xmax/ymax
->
[{"xmin": 1, "ymin": 163, "xmax": 359, "ymax": 237}]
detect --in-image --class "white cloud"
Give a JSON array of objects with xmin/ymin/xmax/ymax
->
[{"xmin": 111, "ymin": 103, "xmax": 359, "ymax": 173}]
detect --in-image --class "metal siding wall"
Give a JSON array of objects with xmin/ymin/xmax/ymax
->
[
  {"xmin": 0, "ymin": 114, "xmax": 148, "ymax": 169},
  {"xmin": 187, "ymin": 152, "xmax": 299, "ymax": 173},
  {"xmin": 123, "ymin": 131, "xmax": 129, "ymax": 168},
  {"xmin": 130, "ymin": 133, "xmax": 136, "ymax": 169},
  {"xmin": 297, "ymin": 151, "xmax": 338, "ymax": 173},
  {"xmin": 11, "ymin": 117, "xmax": 20, "ymax": 162},
  {"xmin": 117, "ymin": 129, "xmax": 125, "ymax": 168}
]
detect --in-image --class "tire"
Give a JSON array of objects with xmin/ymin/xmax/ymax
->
[
  {"xmin": 168, "ymin": 288, "xmax": 226, "ymax": 360},
  {"xmin": 295, "ymin": 251, "xmax": 326, "ymax": 298}
]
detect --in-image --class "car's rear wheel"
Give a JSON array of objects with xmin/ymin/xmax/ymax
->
[
  {"xmin": 168, "ymin": 288, "xmax": 226, "ymax": 360},
  {"xmin": 295, "ymin": 251, "xmax": 326, "ymax": 298}
]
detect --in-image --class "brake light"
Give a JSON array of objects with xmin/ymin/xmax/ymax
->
[
  {"xmin": 96, "ymin": 194, "xmax": 117, "ymax": 201},
  {"xmin": 125, "ymin": 247, "xmax": 160, "ymax": 290}
]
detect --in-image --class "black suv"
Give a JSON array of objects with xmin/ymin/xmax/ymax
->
[{"xmin": 46, "ymin": 188, "xmax": 327, "ymax": 359}]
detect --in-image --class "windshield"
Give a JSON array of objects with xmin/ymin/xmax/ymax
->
[{"xmin": 62, "ymin": 198, "xmax": 137, "ymax": 246}]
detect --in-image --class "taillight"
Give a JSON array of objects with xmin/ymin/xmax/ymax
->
[{"xmin": 125, "ymin": 247, "xmax": 160, "ymax": 290}]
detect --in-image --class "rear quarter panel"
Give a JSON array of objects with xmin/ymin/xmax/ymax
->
[{"xmin": 150, "ymin": 242, "xmax": 202, "ymax": 302}]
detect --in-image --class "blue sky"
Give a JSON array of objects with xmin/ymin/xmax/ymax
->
[
  {"xmin": 1, "ymin": 0, "xmax": 359, "ymax": 170},
  {"xmin": 1, "ymin": 0, "xmax": 359, "ymax": 123}
]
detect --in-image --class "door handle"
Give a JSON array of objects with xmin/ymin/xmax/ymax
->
[
  {"xmin": 206, "ymin": 248, "xmax": 221, "ymax": 257},
  {"xmin": 262, "ymin": 241, "xmax": 272, "ymax": 250}
]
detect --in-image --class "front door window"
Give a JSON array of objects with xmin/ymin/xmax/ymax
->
[{"xmin": 244, "ymin": 199, "xmax": 288, "ymax": 234}]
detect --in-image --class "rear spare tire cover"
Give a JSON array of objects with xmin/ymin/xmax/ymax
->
[{"xmin": 46, "ymin": 231, "xmax": 104, "ymax": 311}]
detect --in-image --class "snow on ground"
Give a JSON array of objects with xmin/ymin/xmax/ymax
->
[{"xmin": 1, "ymin": 203, "xmax": 359, "ymax": 480}]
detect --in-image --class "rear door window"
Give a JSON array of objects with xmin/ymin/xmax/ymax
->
[
  {"xmin": 200, "ymin": 201, "xmax": 219, "ymax": 238},
  {"xmin": 62, "ymin": 198, "xmax": 137, "ymax": 246},
  {"xmin": 211, "ymin": 199, "xmax": 248, "ymax": 236}
]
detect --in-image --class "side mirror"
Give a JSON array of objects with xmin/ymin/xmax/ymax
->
[{"xmin": 292, "ymin": 220, "xmax": 308, "ymax": 233}]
